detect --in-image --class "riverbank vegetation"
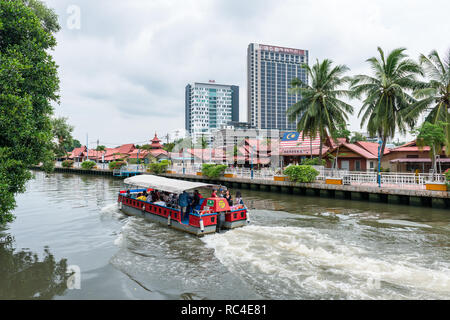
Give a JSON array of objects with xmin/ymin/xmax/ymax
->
[
  {"xmin": 283, "ymin": 165, "xmax": 320, "ymax": 183},
  {"xmin": 288, "ymin": 46, "xmax": 449, "ymax": 167},
  {"xmin": 202, "ymin": 164, "xmax": 228, "ymax": 178},
  {"xmin": 0, "ymin": 0, "xmax": 61, "ymax": 224}
]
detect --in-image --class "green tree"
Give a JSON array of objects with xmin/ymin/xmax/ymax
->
[
  {"xmin": 413, "ymin": 121, "xmax": 447, "ymax": 180},
  {"xmin": 51, "ymin": 117, "xmax": 74, "ymax": 158},
  {"xmin": 404, "ymin": 49, "xmax": 450, "ymax": 155},
  {"xmin": 95, "ymin": 145, "xmax": 106, "ymax": 151},
  {"xmin": 196, "ymin": 135, "xmax": 208, "ymax": 149},
  {"xmin": 64, "ymin": 138, "xmax": 81, "ymax": 152},
  {"xmin": 287, "ymin": 59, "xmax": 353, "ymax": 160},
  {"xmin": 332, "ymin": 123, "xmax": 351, "ymax": 140},
  {"xmin": 350, "ymin": 47, "xmax": 422, "ymax": 162},
  {"xmin": 350, "ymin": 132, "xmax": 367, "ymax": 144},
  {"xmin": 0, "ymin": 0, "xmax": 60, "ymax": 224}
]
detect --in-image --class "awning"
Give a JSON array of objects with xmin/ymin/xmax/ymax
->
[
  {"xmin": 123, "ymin": 174, "xmax": 221, "ymax": 194},
  {"xmin": 390, "ymin": 158, "xmax": 450, "ymax": 163}
]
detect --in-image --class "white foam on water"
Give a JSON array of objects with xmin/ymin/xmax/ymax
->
[
  {"xmin": 201, "ymin": 225, "xmax": 450, "ymax": 299},
  {"xmin": 99, "ymin": 202, "xmax": 124, "ymax": 219},
  {"xmin": 376, "ymin": 219, "xmax": 432, "ymax": 229}
]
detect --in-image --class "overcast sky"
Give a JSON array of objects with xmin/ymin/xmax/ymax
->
[{"xmin": 44, "ymin": 0, "xmax": 449, "ymax": 147}]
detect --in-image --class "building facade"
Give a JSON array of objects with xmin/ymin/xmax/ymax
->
[
  {"xmin": 185, "ymin": 81, "xmax": 239, "ymax": 142},
  {"xmin": 247, "ymin": 43, "xmax": 308, "ymax": 131}
]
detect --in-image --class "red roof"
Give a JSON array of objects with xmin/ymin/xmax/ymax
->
[
  {"xmin": 151, "ymin": 133, "xmax": 163, "ymax": 149},
  {"xmin": 390, "ymin": 158, "xmax": 450, "ymax": 163},
  {"xmin": 128, "ymin": 149, "xmax": 150, "ymax": 159},
  {"xmin": 339, "ymin": 142, "xmax": 377, "ymax": 159},
  {"xmin": 150, "ymin": 149, "xmax": 168, "ymax": 157},
  {"xmin": 116, "ymin": 144, "xmax": 135, "ymax": 154},
  {"xmin": 356, "ymin": 141, "xmax": 390, "ymax": 156},
  {"xmin": 389, "ymin": 140, "xmax": 445, "ymax": 153},
  {"xmin": 68, "ymin": 146, "xmax": 87, "ymax": 159}
]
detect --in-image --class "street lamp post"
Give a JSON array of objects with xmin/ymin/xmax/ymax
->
[
  {"xmin": 251, "ymin": 146, "xmax": 254, "ymax": 179},
  {"xmin": 377, "ymin": 139, "xmax": 383, "ymax": 188}
]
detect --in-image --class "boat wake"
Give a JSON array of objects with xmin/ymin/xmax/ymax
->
[{"xmin": 201, "ymin": 225, "xmax": 450, "ymax": 300}]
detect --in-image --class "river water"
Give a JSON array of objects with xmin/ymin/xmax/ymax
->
[{"xmin": 1, "ymin": 171, "xmax": 449, "ymax": 300}]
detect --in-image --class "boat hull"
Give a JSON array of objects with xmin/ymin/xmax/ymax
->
[
  {"xmin": 117, "ymin": 194, "xmax": 248, "ymax": 236},
  {"xmin": 119, "ymin": 203, "xmax": 217, "ymax": 236}
]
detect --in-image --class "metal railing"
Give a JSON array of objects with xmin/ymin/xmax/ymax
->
[{"xmin": 54, "ymin": 161, "xmax": 446, "ymax": 190}]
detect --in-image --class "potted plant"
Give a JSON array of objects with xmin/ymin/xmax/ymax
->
[{"xmin": 274, "ymin": 167, "xmax": 287, "ymax": 181}]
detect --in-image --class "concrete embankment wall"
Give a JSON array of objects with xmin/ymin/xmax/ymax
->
[
  {"xmin": 162, "ymin": 173, "xmax": 450, "ymax": 209},
  {"xmin": 31, "ymin": 167, "xmax": 449, "ymax": 209}
]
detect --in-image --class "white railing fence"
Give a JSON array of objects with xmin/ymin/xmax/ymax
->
[{"xmin": 54, "ymin": 161, "xmax": 446, "ymax": 189}]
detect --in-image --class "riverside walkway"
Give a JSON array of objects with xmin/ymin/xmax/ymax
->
[
  {"xmin": 38, "ymin": 163, "xmax": 449, "ymax": 209},
  {"xmin": 162, "ymin": 172, "xmax": 449, "ymax": 209}
]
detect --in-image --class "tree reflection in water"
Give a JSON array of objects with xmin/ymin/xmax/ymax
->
[{"xmin": 0, "ymin": 234, "xmax": 71, "ymax": 299}]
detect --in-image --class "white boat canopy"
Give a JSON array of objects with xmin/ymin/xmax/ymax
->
[{"xmin": 123, "ymin": 174, "xmax": 223, "ymax": 194}]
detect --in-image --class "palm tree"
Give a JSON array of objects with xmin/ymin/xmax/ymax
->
[
  {"xmin": 350, "ymin": 47, "xmax": 423, "ymax": 160},
  {"xmin": 404, "ymin": 49, "xmax": 450, "ymax": 155},
  {"xmin": 287, "ymin": 59, "xmax": 353, "ymax": 160}
]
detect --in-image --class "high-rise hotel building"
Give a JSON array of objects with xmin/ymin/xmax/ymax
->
[
  {"xmin": 247, "ymin": 43, "xmax": 308, "ymax": 130},
  {"xmin": 185, "ymin": 81, "xmax": 239, "ymax": 141}
]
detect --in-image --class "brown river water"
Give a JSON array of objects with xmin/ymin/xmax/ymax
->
[{"xmin": 1, "ymin": 171, "xmax": 449, "ymax": 299}]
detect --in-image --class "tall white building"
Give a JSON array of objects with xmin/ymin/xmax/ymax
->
[
  {"xmin": 247, "ymin": 43, "xmax": 309, "ymax": 131},
  {"xmin": 185, "ymin": 81, "xmax": 239, "ymax": 142}
]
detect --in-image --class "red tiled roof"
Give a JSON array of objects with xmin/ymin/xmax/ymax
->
[
  {"xmin": 390, "ymin": 158, "xmax": 450, "ymax": 163},
  {"xmin": 116, "ymin": 144, "xmax": 135, "ymax": 154},
  {"xmin": 356, "ymin": 141, "xmax": 390, "ymax": 156},
  {"xmin": 150, "ymin": 149, "xmax": 168, "ymax": 157},
  {"xmin": 339, "ymin": 142, "xmax": 377, "ymax": 159},
  {"xmin": 128, "ymin": 149, "xmax": 150, "ymax": 159},
  {"xmin": 391, "ymin": 146, "xmax": 431, "ymax": 152},
  {"xmin": 68, "ymin": 146, "xmax": 87, "ymax": 159}
]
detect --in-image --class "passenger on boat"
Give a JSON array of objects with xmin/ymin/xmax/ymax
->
[
  {"xmin": 178, "ymin": 190, "xmax": 190, "ymax": 220},
  {"xmin": 225, "ymin": 190, "xmax": 233, "ymax": 206},
  {"xmin": 211, "ymin": 190, "xmax": 217, "ymax": 198},
  {"xmin": 191, "ymin": 190, "xmax": 201, "ymax": 207},
  {"xmin": 126, "ymin": 190, "xmax": 131, "ymax": 198},
  {"xmin": 137, "ymin": 193, "xmax": 147, "ymax": 201},
  {"xmin": 151, "ymin": 190, "xmax": 160, "ymax": 202},
  {"xmin": 234, "ymin": 191, "xmax": 244, "ymax": 205},
  {"xmin": 168, "ymin": 193, "xmax": 178, "ymax": 208}
]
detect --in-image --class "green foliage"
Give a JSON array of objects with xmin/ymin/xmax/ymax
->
[
  {"xmin": 61, "ymin": 160, "xmax": 74, "ymax": 168},
  {"xmin": 414, "ymin": 121, "xmax": 446, "ymax": 157},
  {"xmin": 196, "ymin": 135, "xmax": 208, "ymax": 149},
  {"xmin": 404, "ymin": 49, "xmax": 450, "ymax": 155},
  {"xmin": 444, "ymin": 169, "xmax": 450, "ymax": 187},
  {"xmin": 350, "ymin": 47, "xmax": 423, "ymax": 161},
  {"xmin": 300, "ymin": 158, "xmax": 326, "ymax": 166},
  {"xmin": 283, "ymin": 165, "xmax": 320, "ymax": 183},
  {"xmin": 148, "ymin": 160, "xmax": 170, "ymax": 174},
  {"xmin": 413, "ymin": 121, "xmax": 447, "ymax": 176},
  {"xmin": 0, "ymin": 0, "xmax": 60, "ymax": 224},
  {"xmin": 202, "ymin": 164, "xmax": 227, "ymax": 178},
  {"xmin": 95, "ymin": 145, "xmax": 106, "ymax": 151},
  {"xmin": 350, "ymin": 132, "xmax": 367, "ymax": 144},
  {"xmin": 51, "ymin": 117, "xmax": 74, "ymax": 158},
  {"xmin": 331, "ymin": 123, "xmax": 351, "ymax": 140},
  {"xmin": 108, "ymin": 161, "xmax": 126, "ymax": 170},
  {"xmin": 81, "ymin": 161, "xmax": 96, "ymax": 170},
  {"xmin": 287, "ymin": 59, "xmax": 353, "ymax": 159}
]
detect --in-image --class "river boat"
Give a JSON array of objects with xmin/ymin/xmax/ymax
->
[{"xmin": 117, "ymin": 174, "xmax": 249, "ymax": 236}]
